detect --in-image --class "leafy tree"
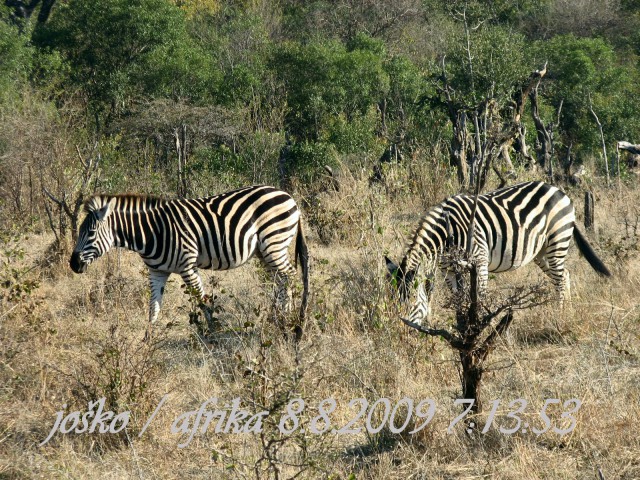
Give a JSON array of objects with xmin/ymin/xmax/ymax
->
[
  {"xmin": 443, "ymin": 24, "xmax": 530, "ymax": 107},
  {"xmin": 535, "ymin": 35, "xmax": 640, "ymax": 157},
  {"xmin": 0, "ymin": 7, "xmax": 31, "ymax": 102},
  {"xmin": 33, "ymin": 0, "xmax": 219, "ymax": 120},
  {"xmin": 271, "ymin": 34, "xmax": 389, "ymax": 141},
  {"xmin": 280, "ymin": 0, "xmax": 422, "ymax": 44}
]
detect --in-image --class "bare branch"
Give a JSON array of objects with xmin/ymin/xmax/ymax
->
[
  {"xmin": 617, "ymin": 141, "xmax": 640, "ymax": 155},
  {"xmin": 400, "ymin": 317, "xmax": 464, "ymax": 349},
  {"xmin": 588, "ymin": 93, "xmax": 610, "ymax": 187},
  {"xmin": 42, "ymin": 186, "xmax": 64, "ymax": 206}
]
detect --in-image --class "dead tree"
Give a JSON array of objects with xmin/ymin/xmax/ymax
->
[
  {"xmin": 617, "ymin": 141, "xmax": 640, "ymax": 171},
  {"xmin": 528, "ymin": 65, "xmax": 563, "ymax": 181},
  {"xmin": 432, "ymin": 61, "xmax": 549, "ymax": 190},
  {"xmin": 584, "ymin": 191, "xmax": 595, "ymax": 232},
  {"xmin": 401, "ymin": 254, "xmax": 547, "ymax": 414},
  {"xmin": 42, "ymin": 144, "xmax": 101, "ymax": 246},
  {"xmin": 507, "ymin": 63, "xmax": 547, "ymax": 170}
]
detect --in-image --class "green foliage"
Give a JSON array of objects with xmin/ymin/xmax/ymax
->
[
  {"xmin": 0, "ymin": 12, "xmax": 32, "ymax": 104},
  {"xmin": 188, "ymin": 4, "xmax": 274, "ymax": 106},
  {"xmin": 325, "ymin": 109, "xmax": 379, "ymax": 154},
  {"xmin": 271, "ymin": 36, "xmax": 389, "ymax": 141},
  {"xmin": 34, "ymin": 0, "xmax": 219, "ymax": 114},
  {"xmin": 189, "ymin": 145, "xmax": 251, "ymax": 189},
  {"xmin": 285, "ymin": 141, "xmax": 338, "ymax": 183},
  {"xmin": 445, "ymin": 24, "xmax": 530, "ymax": 105},
  {"xmin": 536, "ymin": 35, "xmax": 640, "ymax": 155},
  {"xmin": 383, "ymin": 55, "xmax": 443, "ymax": 146}
]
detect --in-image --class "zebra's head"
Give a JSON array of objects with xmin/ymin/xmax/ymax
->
[
  {"xmin": 385, "ymin": 256, "xmax": 434, "ymax": 326},
  {"xmin": 385, "ymin": 256, "xmax": 417, "ymax": 301},
  {"xmin": 70, "ymin": 197, "xmax": 117, "ymax": 274}
]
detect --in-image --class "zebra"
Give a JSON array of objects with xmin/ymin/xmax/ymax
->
[
  {"xmin": 385, "ymin": 181, "xmax": 611, "ymax": 326},
  {"xmin": 69, "ymin": 185, "xmax": 309, "ymax": 338}
]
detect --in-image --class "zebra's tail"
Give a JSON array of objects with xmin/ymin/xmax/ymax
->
[
  {"xmin": 573, "ymin": 225, "xmax": 612, "ymax": 277},
  {"xmin": 295, "ymin": 219, "xmax": 310, "ymax": 330}
]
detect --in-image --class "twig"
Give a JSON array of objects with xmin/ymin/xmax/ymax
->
[
  {"xmin": 400, "ymin": 317, "xmax": 464, "ymax": 349},
  {"xmin": 588, "ymin": 93, "xmax": 610, "ymax": 187}
]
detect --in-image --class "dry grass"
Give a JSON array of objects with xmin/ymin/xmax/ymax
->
[{"xmin": 1, "ymin": 166, "xmax": 639, "ymax": 479}]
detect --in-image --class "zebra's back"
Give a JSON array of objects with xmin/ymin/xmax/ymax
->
[
  {"xmin": 443, "ymin": 181, "xmax": 575, "ymax": 272},
  {"xmin": 168, "ymin": 186, "xmax": 300, "ymax": 271}
]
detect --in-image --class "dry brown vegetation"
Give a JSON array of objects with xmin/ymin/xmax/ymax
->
[{"xmin": 1, "ymin": 161, "xmax": 639, "ymax": 479}]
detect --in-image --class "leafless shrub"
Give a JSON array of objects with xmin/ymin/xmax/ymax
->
[
  {"xmin": 59, "ymin": 318, "xmax": 167, "ymax": 450},
  {"xmin": 527, "ymin": 0, "xmax": 622, "ymax": 38},
  {"xmin": 402, "ymin": 248, "xmax": 550, "ymax": 414}
]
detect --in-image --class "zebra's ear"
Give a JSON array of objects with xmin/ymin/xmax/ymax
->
[
  {"xmin": 94, "ymin": 197, "xmax": 117, "ymax": 221},
  {"xmin": 385, "ymin": 256, "xmax": 399, "ymax": 274}
]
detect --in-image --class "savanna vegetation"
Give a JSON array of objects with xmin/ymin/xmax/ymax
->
[{"xmin": 1, "ymin": 0, "xmax": 639, "ymax": 478}]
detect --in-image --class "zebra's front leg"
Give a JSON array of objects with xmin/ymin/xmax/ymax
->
[
  {"xmin": 180, "ymin": 268, "xmax": 205, "ymax": 301},
  {"xmin": 475, "ymin": 261, "xmax": 489, "ymax": 298},
  {"xmin": 180, "ymin": 268, "xmax": 218, "ymax": 338},
  {"xmin": 145, "ymin": 269, "xmax": 170, "ymax": 341}
]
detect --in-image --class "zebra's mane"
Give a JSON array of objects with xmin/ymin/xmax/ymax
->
[{"xmin": 84, "ymin": 194, "xmax": 167, "ymax": 213}]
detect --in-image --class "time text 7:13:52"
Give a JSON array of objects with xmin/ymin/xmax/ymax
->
[{"xmin": 276, "ymin": 397, "xmax": 582, "ymax": 436}]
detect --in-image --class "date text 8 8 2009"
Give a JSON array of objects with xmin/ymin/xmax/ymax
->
[{"xmin": 277, "ymin": 397, "xmax": 582, "ymax": 436}]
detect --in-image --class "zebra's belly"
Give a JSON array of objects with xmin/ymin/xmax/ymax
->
[
  {"xmin": 487, "ymin": 231, "xmax": 546, "ymax": 273},
  {"xmin": 196, "ymin": 236, "xmax": 258, "ymax": 270},
  {"xmin": 488, "ymin": 250, "xmax": 540, "ymax": 273}
]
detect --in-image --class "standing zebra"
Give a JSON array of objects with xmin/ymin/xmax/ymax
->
[
  {"xmin": 70, "ymin": 185, "xmax": 309, "ymax": 337},
  {"xmin": 385, "ymin": 181, "xmax": 611, "ymax": 325}
]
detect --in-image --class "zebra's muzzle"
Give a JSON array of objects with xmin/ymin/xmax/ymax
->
[{"xmin": 69, "ymin": 252, "xmax": 88, "ymax": 274}]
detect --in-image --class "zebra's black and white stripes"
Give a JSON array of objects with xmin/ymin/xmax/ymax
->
[
  {"xmin": 386, "ymin": 181, "xmax": 611, "ymax": 325},
  {"xmin": 70, "ymin": 185, "xmax": 309, "ymax": 335}
]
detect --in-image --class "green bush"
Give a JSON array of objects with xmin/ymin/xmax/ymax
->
[{"xmin": 286, "ymin": 141, "xmax": 338, "ymax": 183}]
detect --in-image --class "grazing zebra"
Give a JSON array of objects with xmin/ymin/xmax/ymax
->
[
  {"xmin": 385, "ymin": 181, "xmax": 611, "ymax": 325},
  {"xmin": 70, "ymin": 185, "xmax": 309, "ymax": 337}
]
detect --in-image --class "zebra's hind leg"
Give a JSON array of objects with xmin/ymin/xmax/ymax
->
[
  {"xmin": 261, "ymin": 251, "xmax": 299, "ymax": 339},
  {"xmin": 272, "ymin": 271, "xmax": 298, "ymax": 341},
  {"xmin": 534, "ymin": 250, "xmax": 571, "ymax": 307}
]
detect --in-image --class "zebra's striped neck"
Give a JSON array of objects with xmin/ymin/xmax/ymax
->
[
  {"xmin": 400, "ymin": 203, "xmax": 469, "ymax": 274},
  {"xmin": 90, "ymin": 195, "xmax": 166, "ymax": 253}
]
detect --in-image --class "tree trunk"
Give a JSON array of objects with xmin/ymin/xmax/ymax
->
[
  {"xmin": 530, "ymin": 84, "xmax": 552, "ymax": 171},
  {"xmin": 450, "ymin": 111, "xmax": 469, "ymax": 187},
  {"xmin": 589, "ymin": 97, "xmax": 610, "ymax": 187},
  {"xmin": 585, "ymin": 191, "xmax": 595, "ymax": 231},
  {"xmin": 175, "ymin": 124, "xmax": 188, "ymax": 197},
  {"xmin": 460, "ymin": 351, "xmax": 483, "ymax": 414}
]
